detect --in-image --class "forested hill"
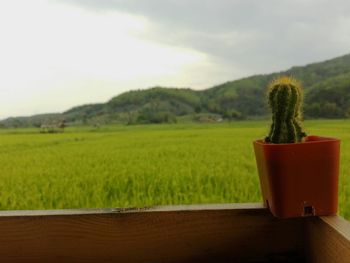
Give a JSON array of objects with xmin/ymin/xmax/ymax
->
[{"xmin": 2, "ymin": 53, "xmax": 350, "ymax": 127}]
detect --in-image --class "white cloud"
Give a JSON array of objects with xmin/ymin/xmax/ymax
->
[
  {"xmin": 1, "ymin": 0, "xmax": 350, "ymax": 119},
  {"xmin": 0, "ymin": 0, "xmax": 208, "ymax": 119},
  {"xmin": 71, "ymin": 0, "xmax": 350, "ymax": 73}
]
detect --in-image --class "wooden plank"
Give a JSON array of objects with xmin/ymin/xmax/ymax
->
[
  {"xmin": 305, "ymin": 215, "xmax": 350, "ymax": 263},
  {"xmin": 0, "ymin": 203, "xmax": 304, "ymax": 263},
  {"xmin": 0, "ymin": 203, "xmax": 265, "ymax": 217}
]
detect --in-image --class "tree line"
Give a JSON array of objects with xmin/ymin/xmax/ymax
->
[{"xmin": 1, "ymin": 53, "xmax": 350, "ymax": 127}]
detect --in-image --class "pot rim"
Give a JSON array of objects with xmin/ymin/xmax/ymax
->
[{"xmin": 254, "ymin": 135, "xmax": 340, "ymax": 146}]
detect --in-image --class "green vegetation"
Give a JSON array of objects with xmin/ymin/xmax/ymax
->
[
  {"xmin": 2, "ymin": 53, "xmax": 350, "ymax": 127},
  {"xmin": 265, "ymin": 76, "xmax": 306, "ymax": 143},
  {"xmin": 0, "ymin": 121, "xmax": 350, "ymax": 220}
]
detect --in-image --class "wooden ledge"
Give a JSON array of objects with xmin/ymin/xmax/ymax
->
[
  {"xmin": 305, "ymin": 215, "xmax": 350, "ymax": 262},
  {"xmin": 0, "ymin": 203, "xmax": 347, "ymax": 262},
  {"xmin": 0, "ymin": 203, "xmax": 265, "ymax": 217}
]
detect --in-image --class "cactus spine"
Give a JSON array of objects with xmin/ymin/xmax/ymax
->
[{"xmin": 265, "ymin": 76, "xmax": 306, "ymax": 144}]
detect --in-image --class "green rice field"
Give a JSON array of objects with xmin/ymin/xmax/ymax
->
[{"xmin": 0, "ymin": 120, "xmax": 349, "ymax": 219}]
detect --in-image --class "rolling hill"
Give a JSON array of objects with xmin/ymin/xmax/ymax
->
[{"xmin": 1, "ymin": 53, "xmax": 350, "ymax": 127}]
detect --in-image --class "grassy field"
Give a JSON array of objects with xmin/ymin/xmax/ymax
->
[{"xmin": 0, "ymin": 120, "xmax": 349, "ymax": 219}]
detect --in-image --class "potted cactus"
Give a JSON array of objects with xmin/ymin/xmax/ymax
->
[{"xmin": 253, "ymin": 76, "xmax": 340, "ymax": 218}]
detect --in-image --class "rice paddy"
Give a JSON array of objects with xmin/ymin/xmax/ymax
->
[{"xmin": 1, "ymin": 120, "xmax": 349, "ymax": 219}]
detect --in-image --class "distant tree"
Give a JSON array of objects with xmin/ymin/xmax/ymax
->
[
  {"xmin": 58, "ymin": 120, "xmax": 67, "ymax": 132},
  {"xmin": 321, "ymin": 102, "xmax": 343, "ymax": 118},
  {"xmin": 82, "ymin": 114, "xmax": 88, "ymax": 125},
  {"xmin": 305, "ymin": 103, "xmax": 321, "ymax": 118},
  {"xmin": 223, "ymin": 109, "xmax": 243, "ymax": 121}
]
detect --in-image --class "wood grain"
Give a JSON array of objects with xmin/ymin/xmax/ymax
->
[
  {"xmin": 305, "ymin": 215, "xmax": 350, "ymax": 263},
  {"xmin": 0, "ymin": 203, "xmax": 304, "ymax": 263}
]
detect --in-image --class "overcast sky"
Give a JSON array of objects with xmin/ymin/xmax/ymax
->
[{"xmin": 1, "ymin": 0, "xmax": 350, "ymax": 119}]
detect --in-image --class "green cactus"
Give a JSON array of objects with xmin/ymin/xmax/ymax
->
[{"xmin": 265, "ymin": 76, "xmax": 307, "ymax": 144}]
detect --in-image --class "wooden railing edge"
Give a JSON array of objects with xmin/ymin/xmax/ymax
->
[
  {"xmin": 0, "ymin": 202, "xmax": 304, "ymax": 263},
  {"xmin": 0, "ymin": 203, "xmax": 349, "ymax": 262},
  {"xmin": 305, "ymin": 214, "xmax": 350, "ymax": 263},
  {"xmin": 0, "ymin": 202, "xmax": 266, "ymax": 217},
  {"xmin": 320, "ymin": 214, "xmax": 350, "ymax": 240}
]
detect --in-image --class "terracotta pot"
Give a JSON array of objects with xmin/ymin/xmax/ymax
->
[{"xmin": 253, "ymin": 136, "xmax": 340, "ymax": 218}]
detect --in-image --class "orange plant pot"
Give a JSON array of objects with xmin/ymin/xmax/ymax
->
[{"xmin": 253, "ymin": 136, "xmax": 340, "ymax": 218}]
